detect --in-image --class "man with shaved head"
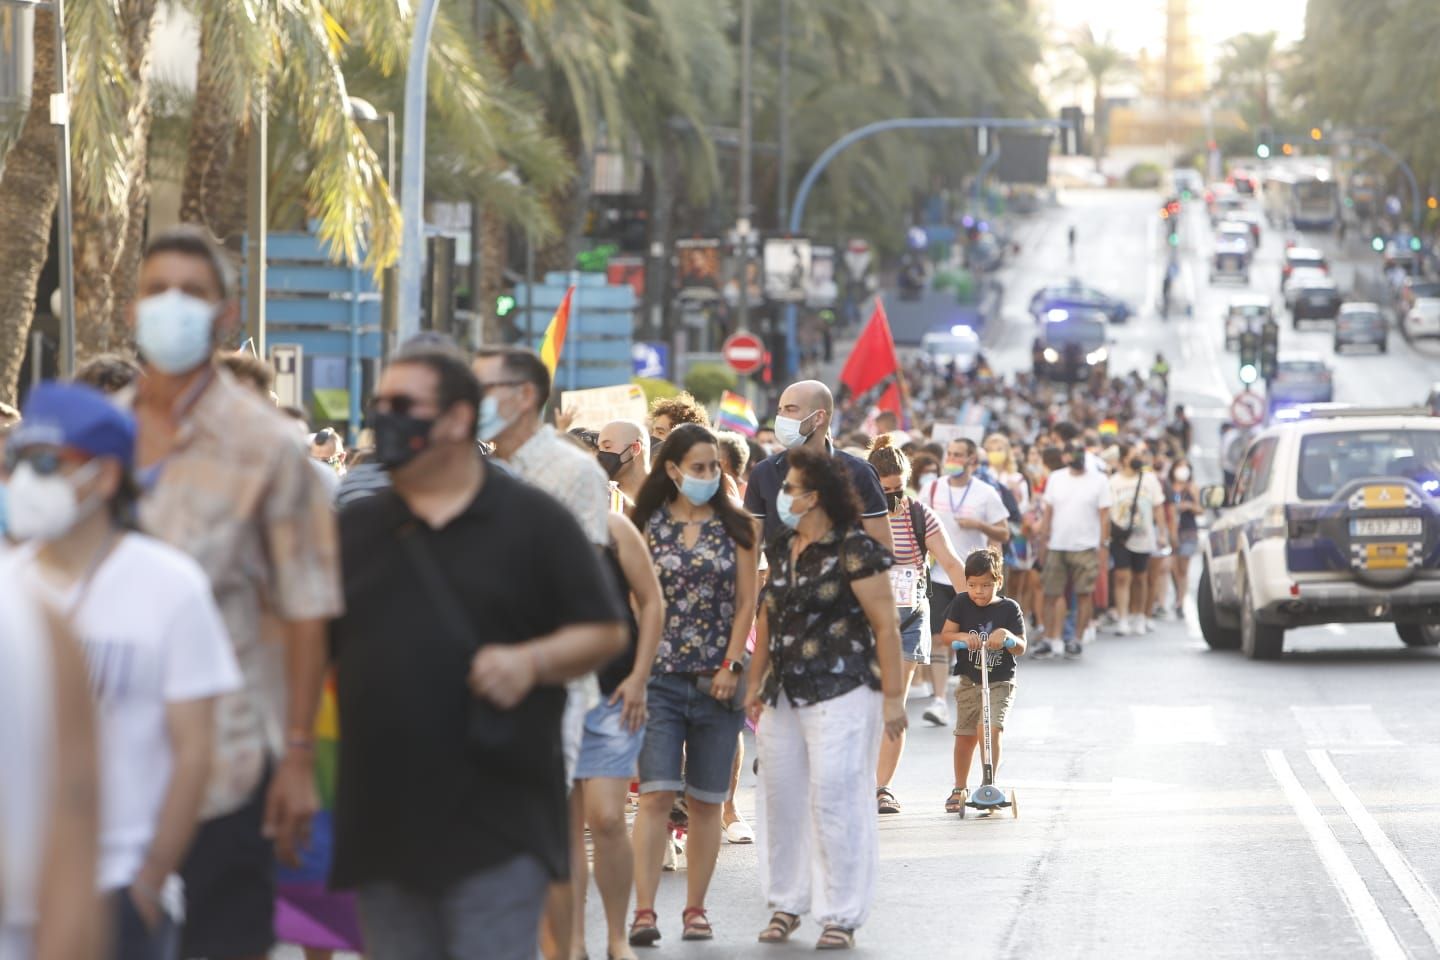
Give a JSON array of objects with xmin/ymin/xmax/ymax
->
[
  {"xmin": 744, "ymin": 379, "xmax": 893, "ymax": 557},
  {"xmin": 597, "ymin": 419, "xmax": 648, "ymax": 510}
]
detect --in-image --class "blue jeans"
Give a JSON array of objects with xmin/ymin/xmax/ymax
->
[
  {"xmin": 110, "ymin": 890, "xmax": 179, "ymax": 960},
  {"xmin": 358, "ymin": 854, "xmax": 549, "ymax": 960},
  {"xmin": 638, "ymin": 673, "xmax": 745, "ymax": 804}
]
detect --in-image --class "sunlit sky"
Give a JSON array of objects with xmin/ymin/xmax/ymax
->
[{"xmin": 1048, "ymin": 0, "xmax": 1310, "ymax": 72}]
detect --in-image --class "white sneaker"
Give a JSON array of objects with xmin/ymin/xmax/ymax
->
[
  {"xmin": 923, "ymin": 698, "xmax": 950, "ymax": 727},
  {"xmin": 1115, "ymin": 618, "xmax": 1132, "ymax": 636},
  {"xmin": 1142, "ymin": 617, "xmax": 1155, "ymax": 634},
  {"xmin": 1083, "ymin": 624, "xmax": 1097, "ymax": 645}
]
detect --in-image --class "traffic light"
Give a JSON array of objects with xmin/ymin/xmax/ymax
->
[
  {"xmin": 1256, "ymin": 125, "xmax": 1273, "ymax": 159},
  {"xmin": 1256, "ymin": 144, "xmax": 1272, "ymax": 159},
  {"xmin": 1310, "ymin": 127, "xmax": 1323, "ymax": 142},
  {"xmin": 1372, "ymin": 236, "xmax": 1386, "ymax": 252},
  {"xmin": 1260, "ymin": 320, "xmax": 1279, "ymax": 382},
  {"xmin": 1281, "ymin": 143, "xmax": 1294, "ymax": 156},
  {"xmin": 1059, "ymin": 106, "xmax": 1086, "ymax": 155},
  {"xmin": 1411, "ymin": 237, "xmax": 1423, "ymax": 252},
  {"xmin": 1430, "ymin": 196, "xmax": 1439, "ymax": 210},
  {"xmin": 496, "ymin": 293, "xmax": 517, "ymax": 318},
  {"xmin": 1239, "ymin": 329, "xmax": 1260, "ymax": 382}
]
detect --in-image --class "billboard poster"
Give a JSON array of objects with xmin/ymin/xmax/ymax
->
[
  {"xmin": 722, "ymin": 255, "xmax": 764, "ymax": 308},
  {"xmin": 607, "ymin": 255, "xmax": 645, "ymax": 299},
  {"xmin": 675, "ymin": 239, "xmax": 722, "ymax": 302},
  {"xmin": 807, "ymin": 245, "xmax": 837, "ymax": 307},
  {"xmin": 763, "ymin": 238, "xmax": 812, "ymax": 303}
]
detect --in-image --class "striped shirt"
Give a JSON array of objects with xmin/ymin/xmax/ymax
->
[{"xmin": 887, "ymin": 496, "xmax": 943, "ymax": 571}]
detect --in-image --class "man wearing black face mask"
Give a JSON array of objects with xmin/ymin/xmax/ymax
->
[
  {"xmin": 1037, "ymin": 441, "xmax": 1112, "ymax": 658},
  {"xmin": 597, "ymin": 420, "xmax": 648, "ymax": 511},
  {"xmin": 330, "ymin": 348, "xmax": 626, "ymax": 960}
]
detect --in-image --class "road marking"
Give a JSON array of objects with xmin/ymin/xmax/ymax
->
[
  {"xmin": 1004, "ymin": 705, "xmax": 1052, "ymax": 742},
  {"xmin": 1264, "ymin": 750, "xmax": 1406, "ymax": 960},
  {"xmin": 1291, "ymin": 705, "xmax": 1401, "ymax": 747},
  {"xmin": 1309, "ymin": 749, "xmax": 1440, "ymax": 951},
  {"xmin": 1131, "ymin": 705, "xmax": 1224, "ymax": 745}
]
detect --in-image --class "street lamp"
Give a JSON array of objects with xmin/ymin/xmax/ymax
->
[
  {"xmin": 2, "ymin": 0, "xmax": 75, "ymax": 378},
  {"xmin": 347, "ymin": 95, "xmax": 398, "ymax": 356},
  {"xmin": 396, "ymin": 0, "xmax": 442, "ymax": 343}
]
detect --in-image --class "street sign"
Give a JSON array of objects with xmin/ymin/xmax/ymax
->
[
  {"xmin": 1231, "ymin": 390, "xmax": 1266, "ymax": 428},
  {"xmin": 722, "ymin": 331, "xmax": 766, "ymax": 375},
  {"xmin": 269, "ymin": 343, "xmax": 303, "ymax": 410},
  {"xmin": 631, "ymin": 341, "xmax": 668, "ymax": 379}
]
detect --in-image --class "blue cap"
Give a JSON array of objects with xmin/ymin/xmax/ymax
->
[{"xmin": 13, "ymin": 381, "xmax": 137, "ymax": 470}]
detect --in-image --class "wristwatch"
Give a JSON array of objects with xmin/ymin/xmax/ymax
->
[{"xmin": 720, "ymin": 658, "xmax": 744, "ymax": 674}]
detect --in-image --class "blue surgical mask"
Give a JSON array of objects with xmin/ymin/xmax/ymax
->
[
  {"xmin": 679, "ymin": 473, "xmax": 720, "ymax": 506},
  {"xmin": 777, "ymin": 490, "xmax": 809, "ymax": 529},
  {"xmin": 475, "ymin": 395, "xmax": 513, "ymax": 442},
  {"xmin": 135, "ymin": 289, "xmax": 217, "ymax": 375}
]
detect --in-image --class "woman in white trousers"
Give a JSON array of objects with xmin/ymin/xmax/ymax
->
[{"xmin": 744, "ymin": 447, "xmax": 907, "ymax": 951}]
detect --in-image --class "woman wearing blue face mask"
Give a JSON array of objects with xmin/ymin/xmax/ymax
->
[{"xmin": 627, "ymin": 423, "xmax": 758, "ymax": 947}]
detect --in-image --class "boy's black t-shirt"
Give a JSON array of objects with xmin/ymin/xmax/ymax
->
[{"xmin": 943, "ymin": 594, "xmax": 1026, "ymax": 684}]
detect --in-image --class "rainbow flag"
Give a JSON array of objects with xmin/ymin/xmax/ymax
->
[
  {"xmin": 715, "ymin": 390, "xmax": 759, "ymax": 437},
  {"xmin": 1099, "ymin": 417, "xmax": 1119, "ymax": 437},
  {"xmin": 538, "ymin": 286, "xmax": 575, "ymax": 376}
]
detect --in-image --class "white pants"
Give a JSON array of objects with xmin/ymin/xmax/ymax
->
[{"xmin": 756, "ymin": 684, "xmax": 883, "ymax": 930}]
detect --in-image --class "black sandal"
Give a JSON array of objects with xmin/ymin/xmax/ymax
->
[
  {"xmin": 876, "ymin": 787, "xmax": 901, "ymax": 815},
  {"xmin": 757, "ymin": 911, "xmax": 801, "ymax": 944},
  {"xmin": 816, "ymin": 925, "xmax": 855, "ymax": 950}
]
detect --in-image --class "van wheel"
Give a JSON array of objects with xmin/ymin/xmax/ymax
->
[
  {"xmin": 1396, "ymin": 623, "xmax": 1440, "ymax": 647},
  {"xmin": 1198, "ymin": 566, "xmax": 1240, "ymax": 650},
  {"xmin": 1239, "ymin": 571, "xmax": 1284, "ymax": 660}
]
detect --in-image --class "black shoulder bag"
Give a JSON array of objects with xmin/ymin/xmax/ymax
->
[
  {"xmin": 396, "ymin": 521, "xmax": 562, "ymax": 780},
  {"xmin": 1109, "ymin": 476, "xmax": 1144, "ymax": 550}
]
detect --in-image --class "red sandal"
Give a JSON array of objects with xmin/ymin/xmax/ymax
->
[
  {"xmin": 629, "ymin": 908, "xmax": 660, "ymax": 947},
  {"xmin": 682, "ymin": 906, "xmax": 714, "ymax": 941}
]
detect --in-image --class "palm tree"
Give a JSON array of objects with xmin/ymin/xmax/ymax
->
[
  {"xmin": 1069, "ymin": 27, "xmax": 1130, "ymax": 172},
  {"xmin": 1215, "ymin": 31, "xmax": 1279, "ymax": 129}
]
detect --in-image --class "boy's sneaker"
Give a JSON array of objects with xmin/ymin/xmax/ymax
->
[
  {"xmin": 922, "ymin": 697, "xmax": 950, "ymax": 727},
  {"xmin": 1064, "ymin": 641, "xmax": 1083, "ymax": 659},
  {"xmin": 1031, "ymin": 640, "xmax": 1057, "ymax": 659}
]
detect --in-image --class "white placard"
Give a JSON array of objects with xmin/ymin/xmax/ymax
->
[{"xmin": 560, "ymin": 383, "xmax": 649, "ymax": 430}]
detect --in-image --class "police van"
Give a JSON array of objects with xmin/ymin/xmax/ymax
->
[{"xmin": 1197, "ymin": 406, "xmax": 1440, "ymax": 658}]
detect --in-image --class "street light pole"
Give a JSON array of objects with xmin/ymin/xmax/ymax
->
[
  {"xmin": 776, "ymin": 0, "xmax": 790, "ymax": 227},
  {"xmin": 736, "ymin": 0, "xmax": 753, "ymax": 334},
  {"xmin": 397, "ymin": 0, "xmax": 442, "ymax": 343}
]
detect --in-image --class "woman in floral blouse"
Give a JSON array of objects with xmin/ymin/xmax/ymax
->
[
  {"xmin": 744, "ymin": 447, "xmax": 907, "ymax": 951},
  {"xmin": 628, "ymin": 423, "xmax": 758, "ymax": 946}
]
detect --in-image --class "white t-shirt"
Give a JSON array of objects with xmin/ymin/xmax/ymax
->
[
  {"xmin": 1044, "ymin": 467, "xmax": 1114, "ymax": 551},
  {"xmin": 0, "ymin": 564, "xmax": 53, "ymax": 950},
  {"xmin": 20, "ymin": 534, "xmax": 241, "ymax": 892},
  {"xmin": 918, "ymin": 475, "xmax": 1010, "ymax": 585},
  {"xmin": 1109, "ymin": 471, "xmax": 1166, "ymax": 553}
]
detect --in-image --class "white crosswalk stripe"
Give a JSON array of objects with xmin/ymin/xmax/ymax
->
[
  {"xmin": 1291, "ymin": 705, "xmax": 1401, "ymax": 747},
  {"xmin": 1131, "ymin": 704, "xmax": 1224, "ymax": 745}
]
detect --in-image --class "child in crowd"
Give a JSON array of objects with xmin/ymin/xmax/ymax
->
[{"xmin": 939, "ymin": 547, "xmax": 1027, "ymax": 813}]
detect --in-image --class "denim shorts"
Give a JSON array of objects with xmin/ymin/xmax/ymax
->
[
  {"xmin": 574, "ymin": 698, "xmax": 645, "ymax": 781},
  {"xmin": 898, "ymin": 606, "xmax": 931, "ymax": 664},
  {"xmin": 637, "ymin": 673, "xmax": 745, "ymax": 804}
]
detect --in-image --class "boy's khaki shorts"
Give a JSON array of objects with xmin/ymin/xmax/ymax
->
[{"xmin": 953, "ymin": 678, "xmax": 1016, "ymax": 734}]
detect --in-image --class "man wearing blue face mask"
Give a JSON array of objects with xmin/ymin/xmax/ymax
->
[
  {"xmin": 743, "ymin": 379, "xmax": 893, "ymax": 565},
  {"xmin": 125, "ymin": 226, "xmax": 344, "ymax": 960}
]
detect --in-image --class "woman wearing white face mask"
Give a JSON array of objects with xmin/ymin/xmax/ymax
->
[
  {"xmin": 9, "ymin": 382, "xmax": 241, "ymax": 960},
  {"xmin": 1169, "ymin": 458, "xmax": 1201, "ymax": 618},
  {"xmin": 627, "ymin": 423, "xmax": 758, "ymax": 947}
]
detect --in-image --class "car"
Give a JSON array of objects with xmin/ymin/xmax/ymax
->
[
  {"xmin": 1281, "ymin": 246, "xmax": 1328, "ymax": 289},
  {"xmin": 1403, "ymin": 300, "xmax": 1440, "ymax": 339},
  {"xmin": 1216, "ymin": 220, "xmax": 1255, "ymax": 253},
  {"xmin": 920, "ymin": 324, "xmax": 981, "ymax": 373},
  {"xmin": 1224, "ymin": 295, "xmax": 1274, "ymax": 351},
  {"xmin": 1268, "ymin": 355, "xmax": 1334, "ymax": 408},
  {"xmin": 1398, "ymin": 278, "xmax": 1440, "ymax": 318},
  {"xmin": 1197, "ymin": 406, "xmax": 1440, "ymax": 658},
  {"xmin": 1210, "ymin": 237, "xmax": 1252, "ymax": 284},
  {"xmin": 1227, "ymin": 209, "xmax": 1264, "ymax": 246},
  {"xmin": 1290, "ymin": 276, "xmax": 1342, "ymax": 324},
  {"xmin": 1283, "ymin": 267, "xmax": 1330, "ymax": 311},
  {"xmin": 1172, "ymin": 168, "xmax": 1204, "ymax": 198},
  {"xmin": 1028, "ymin": 281, "xmax": 1132, "ymax": 325},
  {"xmin": 1333, "ymin": 303, "xmax": 1387, "ymax": 353},
  {"xmin": 1031, "ymin": 308, "xmax": 1110, "ymax": 383}
]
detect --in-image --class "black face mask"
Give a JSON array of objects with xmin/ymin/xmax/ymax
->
[
  {"xmin": 373, "ymin": 411, "xmax": 436, "ymax": 470},
  {"xmin": 1129, "ymin": 457, "xmax": 1145, "ymax": 472},
  {"xmin": 885, "ymin": 490, "xmax": 905, "ymax": 513},
  {"xmin": 596, "ymin": 449, "xmax": 631, "ymax": 480},
  {"xmin": 1068, "ymin": 444, "xmax": 1087, "ymax": 471},
  {"xmin": 650, "ymin": 436, "xmax": 665, "ymax": 453}
]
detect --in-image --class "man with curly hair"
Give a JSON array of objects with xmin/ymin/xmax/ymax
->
[{"xmin": 648, "ymin": 392, "xmax": 710, "ymax": 444}]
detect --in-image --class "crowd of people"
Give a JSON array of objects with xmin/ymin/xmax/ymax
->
[{"xmin": 0, "ymin": 224, "xmax": 1206, "ymax": 960}]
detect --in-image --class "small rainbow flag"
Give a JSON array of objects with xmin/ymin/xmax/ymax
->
[
  {"xmin": 1099, "ymin": 417, "xmax": 1119, "ymax": 437},
  {"xmin": 538, "ymin": 286, "xmax": 575, "ymax": 377},
  {"xmin": 715, "ymin": 390, "xmax": 759, "ymax": 437}
]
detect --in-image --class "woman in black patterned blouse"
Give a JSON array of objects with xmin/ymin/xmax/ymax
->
[{"xmin": 743, "ymin": 447, "xmax": 906, "ymax": 951}]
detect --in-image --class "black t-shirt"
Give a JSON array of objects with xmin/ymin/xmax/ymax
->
[
  {"xmin": 943, "ymin": 594, "xmax": 1026, "ymax": 684},
  {"xmin": 744, "ymin": 443, "xmax": 889, "ymax": 553},
  {"xmin": 329, "ymin": 464, "xmax": 626, "ymax": 892},
  {"xmin": 596, "ymin": 542, "xmax": 639, "ymax": 696}
]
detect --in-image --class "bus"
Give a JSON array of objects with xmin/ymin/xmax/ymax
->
[{"xmin": 1262, "ymin": 169, "xmax": 1339, "ymax": 232}]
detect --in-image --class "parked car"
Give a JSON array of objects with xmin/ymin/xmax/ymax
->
[
  {"xmin": 1028, "ymin": 281, "xmax": 1132, "ymax": 324},
  {"xmin": 1403, "ymin": 299, "xmax": 1440, "ymax": 339},
  {"xmin": 1268, "ymin": 355, "xmax": 1334, "ymax": 408},
  {"xmin": 1333, "ymin": 303, "xmax": 1387, "ymax": 353}
]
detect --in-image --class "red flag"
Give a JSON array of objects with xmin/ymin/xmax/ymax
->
[
  {"xmin": 839, "ymin": 299, "xmax": 899, "ymax": 397},
  {"xmin": 876, "ymin": 381, "xmax": 903, "ymax": 420}
]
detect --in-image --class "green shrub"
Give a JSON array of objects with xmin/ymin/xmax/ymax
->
[
  {"xmin": 1125, "ymin": 162, "xmax": 1163, "ymax": 189},
  {"xmin": 634, "ymin": 377, "xmax": 681, "ymax": 406},
  {"xmin": 683, "ymin": 363, "xmax": 738, "ymax": 405}
]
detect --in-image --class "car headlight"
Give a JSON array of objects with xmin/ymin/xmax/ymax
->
[
  {"xmin": 1087, "ymin": 347, "xmax": 1108, "ymax": 364},
  {"xmin": 1043, "ymin": 348, "xmax": 1059, "ymax": 362}
]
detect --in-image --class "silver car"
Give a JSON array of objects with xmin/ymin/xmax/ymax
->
[{"xmin": 1333, "ymin": 303, "xmax": 1387, "ymax": 353}]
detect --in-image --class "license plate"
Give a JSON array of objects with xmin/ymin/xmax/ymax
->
[
  {"xmin": 1350, "ymin": 518, "xmax": 1422, "ymax": 537},
  {"xmin": 1307, "ymin": 294, "xmax": 1329, "ymax": 303}
]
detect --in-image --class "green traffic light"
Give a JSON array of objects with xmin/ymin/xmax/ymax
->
[
  {"xmin": 1239, "ymin": 364, "xmax": 1258, "ymax": 385},
  {"xmin": 1256, "ymin": 144, "xmax": 1271, "ymax": 159},
  {"xmin": 1410, "ymin": 237, "xmax": 1423, "ymax": 252},
  {"xmin": 1372, "ymin": 237, "xmax": 1386, "ymax": 252},
  {"xmin": 496, "ymin": 293, "xmax": 517, "ymax": 317},
  {"xmin": 1168, "ymin": 232, "xmax": 1180, "ymax": 248}
]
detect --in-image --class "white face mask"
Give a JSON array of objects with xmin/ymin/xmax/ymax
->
[
  {"xmin": 6, "ymin": 460, "xmax": 102, "ymax": 542},
  {"xmin": 136, "ymin": 289, "xmax": 217, "ymax": 375},
  {"xmin": 475, "ymin": 394, "xmax": 515, "ymax": 442},
  {"xmin": 1174, "ymin": 466, "xmax": 1192, "ymax": 483},
  {"xmin": 773, "ymin": 410, "xmax": 818, "ymax": 449}
]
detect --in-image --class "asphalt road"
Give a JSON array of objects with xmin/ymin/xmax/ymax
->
[{"xmin": 579, "ymin": 189, "xmax": 1440, "ymax": 960}]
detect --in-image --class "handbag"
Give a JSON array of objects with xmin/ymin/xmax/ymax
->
[
  {"xmin": 1109, "ymin": 475, "xmax": 1144, "ymax": 548},
  {"xmin": 396, "ymin": 521, "xmax": 562, "ymax": 779}
]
